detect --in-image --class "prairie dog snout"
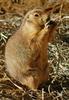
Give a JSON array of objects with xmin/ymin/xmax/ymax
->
[{"xmin": 5, "ymin": 8, "xmax": 57, "ymax": 90}]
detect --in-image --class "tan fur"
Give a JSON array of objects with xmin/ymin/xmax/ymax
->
[{"xmin": 5, "ymin": 8, "xmax": 56, "ymax": 90}]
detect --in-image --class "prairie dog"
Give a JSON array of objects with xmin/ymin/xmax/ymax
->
[{"xmin": 5, "ymin": 8, "xmax": 56, "ymax": 90}]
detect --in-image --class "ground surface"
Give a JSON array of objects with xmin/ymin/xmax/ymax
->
[{"xmin": 0, "ymin": 0, "xmax": 69, "ymax": 100}]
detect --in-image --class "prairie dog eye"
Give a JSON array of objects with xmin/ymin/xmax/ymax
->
[{"xmin": 34, "ymin": 13, "xmax": 40, "ymax": 17}]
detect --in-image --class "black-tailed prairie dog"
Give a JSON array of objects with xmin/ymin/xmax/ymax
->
[{"xmin": 5, "ymin": 8, "xmax": 57, "ymax": 90}]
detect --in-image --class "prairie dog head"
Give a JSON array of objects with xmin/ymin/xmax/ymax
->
[
  {"xmin": 21, "ymin": 8, "xmax": 57, "ymax": 41},
  {"xmin": 23, "ymin": 9, "xmax": 45, "ymax": 26},
  {"xmin": 21, "ymin": 8, "xmax": 50, "ymax": 33}
]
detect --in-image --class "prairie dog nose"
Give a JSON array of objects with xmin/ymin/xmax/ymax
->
[{"xmin": 42, "ymin": 13, "xmax": 50, "ymax": 24}]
